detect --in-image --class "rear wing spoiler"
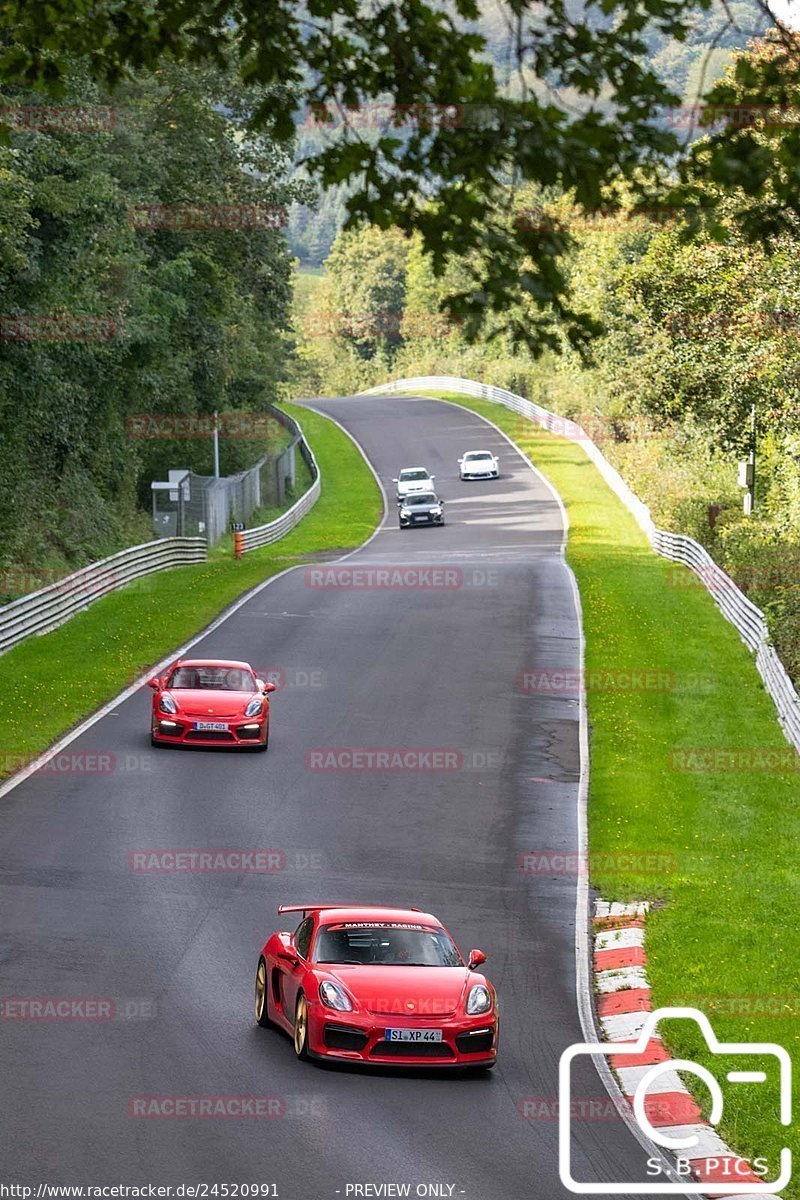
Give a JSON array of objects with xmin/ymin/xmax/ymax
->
[{"xmin": 277, "ymin": 904, "xmax": 423, "ymax": 917}]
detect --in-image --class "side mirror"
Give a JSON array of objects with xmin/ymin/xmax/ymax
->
[
  {"xmin": 430, "ymin": 474, "xmax": 435, "ymax": 480},
  {"xmin": 468, "ymin": 949, "xmax": 487, "ymax": 970},
  {"xmin": 262, "ymin": 681, "xmax": 277, "ymax": 694},
  {"xmin": 147, "ymin": 677, "xmax": 160, "ymax": 690},
  {"xmin": 392, "ymin": 478, "xmax": 398, "ymax": 483}
]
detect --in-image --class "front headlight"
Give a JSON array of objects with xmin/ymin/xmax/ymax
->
[
  {"xmin": 466, "ymin": 984, "xmax": 493, "ymax": 1015},
  {"xmin": 430, "ymin": 507, "xmax": 441, "ymax": 515},
  {"xmin": 400, "ymin": 508, "xmax": 411, "ymax": 517},
  {"xmin": 319, "ymin": 981, "xmax": 353, "ymax": 1012},
  {"xmin": 159, "ymin": 694, "xmax": 177, "ymax": 714},
  {"xmin": 244, "ymin": 697, "xmax": 264, "ymax": 717}
]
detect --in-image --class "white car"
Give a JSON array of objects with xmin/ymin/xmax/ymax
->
[
  {"xmin": 458, "ymin": 450, "xmax": 499, "ymax": 480},
  {"xmin": 393, "ymin": 466, "xmax": 435, "ymax": 502}
]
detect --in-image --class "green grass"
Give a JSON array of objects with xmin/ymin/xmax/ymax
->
[
  {"xmin": 0, "ymin": 402, "xmax": 381, "ymax": 773},
  {"xmin": 425, "ymin": 391, "xmax": 799, "ymax": 1193}
]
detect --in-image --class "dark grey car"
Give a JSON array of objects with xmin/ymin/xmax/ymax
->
[{"xmin": 398, "ymin": 491, "xmax": 445, "ymax": 529}]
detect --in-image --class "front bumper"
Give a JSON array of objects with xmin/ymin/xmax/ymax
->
[
  {"xmin": 399, "ymin": 512, "xmax": 444, "ymax": 527},
  {"xmin": 152, "ymin": 714, "xmax": 267, "ymax": 747},
  {"xmin": 461, "ymin": 469, "xmax": 497, "ymax": 479},
  {"xmin": 307, "ymin": 1006, "xmax": 498, "ymax": 1067}
]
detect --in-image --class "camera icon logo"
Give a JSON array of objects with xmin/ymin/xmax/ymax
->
[{"xmin": 559, "ymin": 1006, "xmax": 792, "ymax": 1194}]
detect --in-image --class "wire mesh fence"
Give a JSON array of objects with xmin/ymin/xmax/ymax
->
[{"xmin": 150, "ymin": 406, "xmax": 305, "ymax": 545}]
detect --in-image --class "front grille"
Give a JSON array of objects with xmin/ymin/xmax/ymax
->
[
  {"xmin": 185, "ymin": 730, "xmax": 236, "ymax": 742},
  {"xmin": 455, "ymin": 1030, "xmax": 494, "ymax": 1054},
  {"xmin": 370, "ymin": 1040, "xmax": 454, "ymax": 1059},
  {"xmin": 323, "ymin": 1024, "xmax": 368, "ymax": 1051}
]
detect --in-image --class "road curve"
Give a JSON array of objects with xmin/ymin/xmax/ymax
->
[{"xmin": 1, "ymin": 393, "xmax": 657, "ymax": 1198}]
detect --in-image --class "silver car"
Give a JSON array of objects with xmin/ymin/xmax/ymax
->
[{"xmin": 393, "ymin": 466, "xmax": 435, "ymax": 503}]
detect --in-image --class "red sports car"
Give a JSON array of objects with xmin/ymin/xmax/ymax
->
[
  {"xmin": 148, "ymin": 658, "xmax": 276, "ymax": 750},
  {"xmin": 254, "ymin": 904, "xmax": 498, "ymax": 1068}
]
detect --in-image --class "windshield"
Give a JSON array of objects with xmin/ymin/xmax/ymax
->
[
  {"xmin": 399, "ymin": 469, "xmax": 429, "ymax": 481},
  {"xmin": 167, "ymin": 665, "xmax": 256, "ymax": 691},
  {"xmin": 314, "ymin": 923, "xmax": 463, "ymax": 967},
  {"xmin": 405, "ymin": 493, "xmax": 437, "ymax": 506},
  {"xmin": 465, "ymin": 452, "xmax": 492, "ymax": 461}
]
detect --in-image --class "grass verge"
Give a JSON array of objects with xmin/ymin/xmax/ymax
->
[
  {"xmin": 0, "ymin": 402, "xmax": 381, "ymax": 776},
  {"xmin": 424, "ymin": 390, "xmax": 798, "ymax": 1193}
]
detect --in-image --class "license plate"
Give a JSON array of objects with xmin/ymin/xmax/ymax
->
[
  {"xmin": 194, "ymin": 721, "xmax": 229, "ymax": 731},
  {"xmin": 413, "ymin": 514, "xmax": 428, "ymax": 521},
  {"xmin": 385, "ymin": 1028, "xmax": 443, "ymax": 1042}
]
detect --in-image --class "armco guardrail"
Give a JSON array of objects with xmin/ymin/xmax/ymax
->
[
  {"xmin": 365, "ymin": 374, "xmax": 800, "ymax": 752},
  {"xmin": 234, "ymin": 416, "xmax": 320, "ymax": 554},
  {"xmin": 0, "ymin": 538, "xmax": 206, "ymax": 656}
]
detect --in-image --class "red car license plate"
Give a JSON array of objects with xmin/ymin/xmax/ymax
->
[{"xmin": 385, "ymin": 1028, "xmax": 443, "ymax": 1042}]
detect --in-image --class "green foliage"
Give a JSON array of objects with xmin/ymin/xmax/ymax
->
[
  {"xmin": 0, "ymin": 58, "xmax": 308, "ymax": 584},
  {"xmin": 0, "ymin": 0, "xmax": 786, "ymax": 351}
]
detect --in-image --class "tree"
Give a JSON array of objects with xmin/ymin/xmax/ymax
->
[
  {"xmin": 1, "ymin": 0, "xmax": 796, "ymax": 354},
  {"xmin": 0, "ymin": 57, "xmax": 309, "ymax": 578}
]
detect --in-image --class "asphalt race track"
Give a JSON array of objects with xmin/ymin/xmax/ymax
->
[{"xmin": 1, "ymin": 394, "xmax": 662, "ymax": 1198}]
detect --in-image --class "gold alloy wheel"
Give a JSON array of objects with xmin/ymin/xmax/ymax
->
[
  {"xmin": 294, "ymin": 994, "xmax": 308, "ymax": 1056},
  {"xmin": 255, "ymin": 959, "xmax": 267, "ymax": 1022}
]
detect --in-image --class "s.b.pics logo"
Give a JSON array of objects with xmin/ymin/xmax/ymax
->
[{"xmin": 558, "ymin": 1008, "xmax": 791, "ymax": 1194}]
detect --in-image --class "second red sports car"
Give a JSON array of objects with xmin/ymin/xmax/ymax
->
[
  {"xmin": 254, "ymin": 904, "xmax": 498, "ymax": 1068},
  {"xmin": 149, "ymin": 658, "xmax": 276, "ymax": 750}
]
